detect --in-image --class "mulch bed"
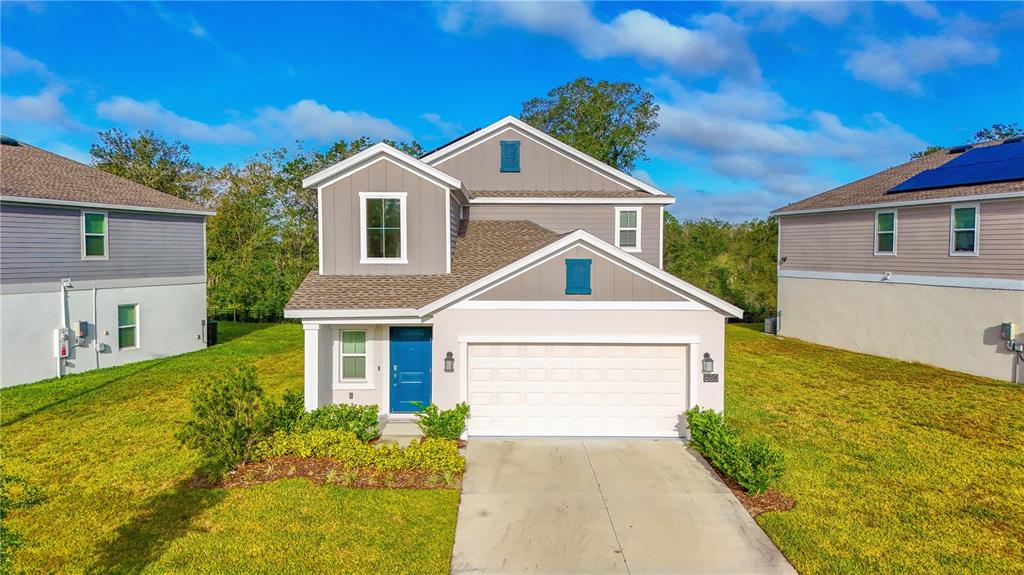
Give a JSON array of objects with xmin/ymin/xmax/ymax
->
[
  {"xmin": 199, "ymin": 456, "xmax": 461, "ymax": 490},
  {"xmin": 694, "ymin": 450, "xmax": 795, "ymax": 517}
]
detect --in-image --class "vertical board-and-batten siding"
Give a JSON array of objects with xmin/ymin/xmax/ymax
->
[
  {"xmin": 449, "ymin": 191, "xmax": 463, "ymax": 261},
  {"xmin": 321, "ymin": 158, "xmax": 447, "ymax": 275},
  {"xmin": 476, "ymin": 246, "xmax": 685, "ymax": 301},
  {"xmin": 468, "ymin": 204, "xmax": 661, "ymax": 267},
  {"xmin": 0, "ymin": 203, "xmax": 205, "ymax": 284},
  {"xmin": 433, "ymin": 127, "xmax": 631, "ymax": 192},
  {"xmin": 778, "ymin": 198, "xmax": 1024, "ymax": 280}
]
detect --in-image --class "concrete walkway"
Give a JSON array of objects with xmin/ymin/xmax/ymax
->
[{"xmin": 452, "ymin": 438, "xmax": 795, "ymax": 575}]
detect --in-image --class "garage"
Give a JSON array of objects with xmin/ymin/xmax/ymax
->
[{"xmin": 465, "ymin": 342, "xmax": 690, "ymax": 437}]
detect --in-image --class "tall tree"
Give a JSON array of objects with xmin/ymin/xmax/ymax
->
[
  {"xmin": 521, "ymin": 77, "xmax": 659, "ymax": 172},
  {"xmin": 90, "ymin": 129, "xmax": 213, "ymax": 203}
]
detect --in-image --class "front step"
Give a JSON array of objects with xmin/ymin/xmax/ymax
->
[{"xmin": 379, "ymin": 418, "xmax": 423, "ymax": 441}]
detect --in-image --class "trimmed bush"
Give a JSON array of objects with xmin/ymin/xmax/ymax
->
[
  {"xmin": 253, "ymin": 429, "xmax": 464, "ymax": 475},
  {"xmin": 295, "ymin": 404, "xmax": 380, "ymax": 442},
  {"xmin": 268, "ymin": 389, "xmax": 305, "ymax": 432},
  {"xmin": 685, "ymin": 407, "xmax": 785, "ymax": 496},
  {"xmin": 411, "ymin": 402, "xmax": 470, "ymax": 440}
]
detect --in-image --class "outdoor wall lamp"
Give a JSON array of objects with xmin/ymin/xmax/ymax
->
[
  {"xmin": 444, "ymin": 351, "xmax": 455, "ymax": 373},
  {"xmin": 702, "ymin": 352, "xmax": 714, "ymax": 374}
]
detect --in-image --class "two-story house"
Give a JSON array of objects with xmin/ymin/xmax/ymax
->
[
  {"xmin": 772, "ymin": 138, "xmax": 1024, "ymax": 382},
  {"xmin": 285, "ymin": 116, "xmax": 743, "ymax": 437},
  {"xmin": 0, "ymin": 137, "xmax": 213, "ymax": 387}
]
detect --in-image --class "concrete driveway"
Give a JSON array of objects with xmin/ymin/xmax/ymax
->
[{"xmin": 452, "ymin": 438, "xmax": 795, "ymax": 575}]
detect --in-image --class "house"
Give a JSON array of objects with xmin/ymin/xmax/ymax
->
[
  {"xmin": 0, "ymin": 137, "xmax": 213, "ymax": 387},
  {"xmin": 772, "ymin": 138, "xmax": 1024, "ymax": 382},
  {"xmin": 284, "ymin": 116, "xmax": 743, "ymax": 437}
]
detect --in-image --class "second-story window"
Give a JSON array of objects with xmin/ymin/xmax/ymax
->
[
  {"xmin": 82, "ymin": 210, "xmax": 108, "ymax": 259},
  {"xmin": 500, "ymin": 140, "xmax": 520, "ymax": 173},
  {"xmin": 874, "ymin": 210, "xmax": 896, "ymax": 255},
  {"xmin": 615, "ymin": 207, "xmax": 641, "ymax": 252},
  {"xmin": 950, "ymin": 204, "xmax": 978, "ymax": 256},
  {"xmin": 360, "ymin": 192, "xmax": 407, "ymax": 263}
]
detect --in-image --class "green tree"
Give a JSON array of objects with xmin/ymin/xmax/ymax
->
[
  {"xmin": 521, "ymin": 77, "xmax": 659, "ymax": 172},
  {"xmin": 910, "ymin": 122, "xmax": 1023, "ymax": 159},
  {"xmin": 90, "ymin": 129, "xmax": 213, "ymax": 203}
]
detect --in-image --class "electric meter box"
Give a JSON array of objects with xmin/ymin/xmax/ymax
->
[
  {"xmin": 1001, "ymin": 322, "xmax": 1016, "ymax": 341},
  {"xmin": 54, "ymin": 328, "xmax": 70, "ymax": 358},
  {"xmin": 72, "ymin": 320, "xmax": 88, "ymax": 339}
]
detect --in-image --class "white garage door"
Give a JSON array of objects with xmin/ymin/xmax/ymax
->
[{"xmin": 467, "ymin": 343, "xmax": 688, "ymax": 437}]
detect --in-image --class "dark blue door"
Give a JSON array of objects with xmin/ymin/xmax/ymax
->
[{"xmin": 389, "ymin": 327, "xmax": 432, "ymax": 413}]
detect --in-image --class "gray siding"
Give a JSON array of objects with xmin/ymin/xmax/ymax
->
[
  {"xmin": 476, "ymin": 246, "xmax": 683, "ymax": 301},
  {"xmin": 0, "ymin": 202, "xmax": 205, "ymax": 284},
  {"xmin": 468, "ymin": 204, "xmax": 662, "ymax": 267},
  {"xmin": 321, "ymin": 158, "xmax": 448, "ymax": 276},
  {"xmin": 434, "ymin": 127, "xmax": 631, "ymax": 192},
  {"xmin": 449, "ymin": 191, "xmax": 463, "ymax": 261},
  {"xmin": 778, "ymin": 198, "xmax": 1024, "ymax": 280}
]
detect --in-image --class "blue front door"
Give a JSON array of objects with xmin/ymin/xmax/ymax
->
[{"xmin": 389, "ymin": 327, "xmax": 432, "ymax": 413}]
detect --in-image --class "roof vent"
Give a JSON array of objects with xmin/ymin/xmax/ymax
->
[
  {"xmin": 947, "ymin": 144, "xmax": 972, "ymax": 154},
  {"xmin": 0, "ymin": 135, "xmax": 19, "ymax": 146},
  {"xmin": 1002, "ymin": 136, "xmax": 1023, "ymax": 144}
]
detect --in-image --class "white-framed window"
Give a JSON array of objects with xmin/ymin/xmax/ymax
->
[
  {"xmin": 81, "ymin": 210, "xmax": 108, "ymax": 260},
  {"xmin": 949, "ymin": 203, "xmax": 979, "ymax": 256},
  {"xmin": 614, "ymin": 207, "xmax": 641, "ymax": 252},
  {"xmin": 874, "ymin": 210, "xmax": 897, "ymax": 255},
  {"xmin": 359, "ymin": 192, "xmax": 408, "ymax": 264},
  {"xmin": 117, "ymin": 304, "xmax": 139, "ymax": 350},
  {"xmin": 336, "ymin": 329, "xmax": 373, "ymax": 390}
]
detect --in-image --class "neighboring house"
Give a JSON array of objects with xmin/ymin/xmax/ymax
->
[
  {"xmin": 772, "ymin": 138, "xmax": 1024, "ymax": 382},
  {"xmin": 0, "ymin": 137, "xmax": 213, "ymax": 387},
  {"xmin": 285, "ymin": 116, "xmax": 743, "ymax": 437}
]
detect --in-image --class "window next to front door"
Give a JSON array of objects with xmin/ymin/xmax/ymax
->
[{"xmin": 359, "ymin": 192, "xmax": 408, "ymax": 264}]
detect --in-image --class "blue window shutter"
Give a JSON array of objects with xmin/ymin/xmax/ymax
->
[
  {"xmin": 565, "ymin": 259, "xmax": 592, "ymax": 295},
  {"xmin": 500, "ymin": 140, "xmax": 520, "ymax": 172}
]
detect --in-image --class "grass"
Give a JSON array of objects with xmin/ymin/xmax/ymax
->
[
  {"xmin": 0, "ymin": 322, "xmax": 458, "ymax": 574},
  {"xmin": 725, "ymin": 323, "xmax": 1024, "ymax": 574}
]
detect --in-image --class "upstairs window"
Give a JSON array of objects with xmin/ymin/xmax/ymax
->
[
  {"xmin": 360, "ymin": 192, "xmax": 407, "ymax": 263},
  {"xmin": 82, "ymin": 211, "xmax": 107, "ymax": 259},
  {"xmin": 565, "ymin": 258, "xmax": 592, "ymax": 295},
  {"xmin": 874, "ymin": 210, "xmax": 896, "ymax": 255},
  {"xmin": 950, "ymin": 204, "xmax": 978, "ymax": 256},
  {"xmin": 500, "ymin": 140, "xmax": 520, "ymax": 173},
  {"xmin": 615, "ymin": 207, "xmax": 641, "ymax": 252}
]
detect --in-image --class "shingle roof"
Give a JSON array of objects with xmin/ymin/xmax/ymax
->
[
  {"xmin": 0, "ymin": 140, "xmax": 211, "ymax": 213},
  {"xmin": 468, "ymin": 190, "xmax": 656, "ymax": 199},
  {"xmin": 773, "ymin": 139, "xmax": 1024, "ymax": 214},
  {"xmin": 286, "ymin": 220, "xmax": 562, "ymax": 311}
]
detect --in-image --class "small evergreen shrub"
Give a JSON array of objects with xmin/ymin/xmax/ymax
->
[
  {"xmin": 295, "ymin": 404, "xmax": 380, "ymax": 442},
  {"xmin": 685, "ymin": 407, "xmax": 785, "ymax": 496},
  {"xmin": 267, "ymin": 389, "xmax": 305, "ymax": 433},
  {"xmin": 411, "ymin": 402, "xmax": 470, "ymax": 440}
]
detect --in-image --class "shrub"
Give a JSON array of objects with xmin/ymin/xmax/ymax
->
[
  {"xmin": 253, "ymin": 430, "xmax": 465, "ymax": 475},
  {"xmin": 267, "ymin": 389, "xmax": 305, "ymax": 433},
  {"xmin": 411, "ymin": 402, "xmax": 470, "ymax": 440},
  {"xmin": 685, "ymin": 407, "xmax": 785, "ymax": 496},
  {"xmin": 295, "ymin": 404, "xmax": 380, "ymax": 442},
  {"xmin": 176, "ymin": 365, "xmax": 273, "ymax": 471}
]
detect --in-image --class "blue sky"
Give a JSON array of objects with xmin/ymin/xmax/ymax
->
[{"xmin": 2, "ymin": 1, "xmax": 1022, "ymax": 220}]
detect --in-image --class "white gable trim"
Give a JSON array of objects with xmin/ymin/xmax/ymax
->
[
  {"xmin": 469, "ymin": 196, "xmax": 674, "ymax": 205},
  {"xmin": 302, "ymin": 142, "xmax": 463, "ymax": 191},
  {"xmin": 418, "ymin": 230, "xmax": 743, "ymax": 318},
  {"xmin": 421, "ymin": 116, "xmax": 668, "ymax": 197}
]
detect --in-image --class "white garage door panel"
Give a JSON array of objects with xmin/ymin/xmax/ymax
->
[{"xmin": 467, "ymin": 344, "xmax": 687, "ymax": 437}]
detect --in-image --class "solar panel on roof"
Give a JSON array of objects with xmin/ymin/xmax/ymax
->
[{"xmin": 890, "ymin": 141, "xmax": 1024, "ymax": 192}]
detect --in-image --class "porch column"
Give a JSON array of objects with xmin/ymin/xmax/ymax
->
[{"xmin": 303, "ymin": 322, "xmax": 330, "ymax": 411}]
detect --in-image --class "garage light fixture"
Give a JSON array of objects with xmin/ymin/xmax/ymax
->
[
  {"xmin": 444, "ymin": 351, "xmax": 455, "ymax": 373},
  {"xmin": 702, "ymin": 353, "xmax": 714, "ymax": 373}
]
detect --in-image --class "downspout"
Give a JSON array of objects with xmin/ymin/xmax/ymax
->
[
  {"xmin": 57, "ymin": 278, "xmax": 71, "ymax": 378},
  {"xmin": 93, "ymin": 287, "xmax": 99, "ymax": 370}
]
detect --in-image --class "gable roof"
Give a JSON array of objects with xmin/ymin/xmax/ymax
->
[
  {"xmin": 420, "ymin": 116, "xmax": 671, "ymax": 199},
  {"xmin": 301, "ymin": 142, "xmax": 464, "ymax": 191},
  {"xmin": 0, "ymin": 139, "xmax": 212, "ymax": 215},
  {"xmin": 772, "ymin": 139, "xmax": 1024, "ymax": 215}
]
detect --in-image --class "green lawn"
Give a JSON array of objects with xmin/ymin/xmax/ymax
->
[
  {"xmin": 726, "ymin": 324, "xmax": 1024, "ymax": 574},
  {"xmin": 0, "ymin": 323, "xmax": 458, "ymax": 574}
]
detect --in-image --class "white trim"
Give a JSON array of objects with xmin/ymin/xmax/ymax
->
[
  {"xmin": 445, "ymin": 191, "xmax": 452, "ymax": 274},
  {"xmin": 317, "ymin": 186, "xmax": 324, "ymax": 274},
  {"xmin": 469, "ymin": 196, "xmax": 674, "ymax": 205},
  {"xmin": 80, "ymin": 209, "xmax": 109, "ymax": 261},
  {"xmin": 421, "ymin": 117, "xmax": 669, "ymax": 197},
  {"xmin": 778, "ymin": 269, "xmax": 1024, "ymax": 291},
  {"xmin": 303, "ymin": 142, "xmax": 462, "ymax": 190},
  {"xmin": 2, "ymin": 196, "xmax": 214, "ymax": 216},
  {"xmin": 451, "ymin": 300, "xmax": 706, "ymax": 311},
  {"xmin": 949, "ymin": 202, "xmax": 979, "ymax": 257},
  {"xmin": 1, "ymin": 275, "xmax": 206, "ymax": 295},
  {"xmin": 873, "ymin": 209, "xmax": 897, "ymax": 256},
  {"xmin": 116, "ymin": 302, "xmax": 140, "ymax": 350},
  {"xmin": 659, "ymin": 206, "xmax": 664, "ymax": 269},
  {"xmin": 614, "ymin": 206, "xmax": 642, "ymax": 252},
  {"xmin": 358, "ymin": 191, "xmax": 408, "ymax": 264},
  {"xmin": 419, "ymin": 230, "xmax": 744, "ymax": 318},
  {"xmin": 771, "ymin": 190, "xmax": 1024, "ymax": 216}
]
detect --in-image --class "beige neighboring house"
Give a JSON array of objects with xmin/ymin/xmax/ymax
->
[
  {"xmin": 285, "ymin": 116, "xmax": 743, "ymax": 437},
  {"xmin": 772, "ymin": 138, "xmax": 1024, "ymax": 382}
]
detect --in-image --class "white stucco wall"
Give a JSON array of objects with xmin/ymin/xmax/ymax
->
[
  {"xmin": 1, "ymin": 281, "xmax": 207, "ymax": 387},
  {"xmin": 778, "ymin": 276, "xmax": 1024, "ymax": 381}
]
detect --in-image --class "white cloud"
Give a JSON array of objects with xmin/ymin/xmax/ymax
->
[
  {"xmin": 845, "ymin": 33, "xmax": 999, "ymax": 94},
  {"xmin": 1, "ymin": 45, "xmax": 55, "ymax": 80},
  {"xmin": 1, "ymin": 87, "xmax": 84, "ymax": 131},
  {"xmin": 151, "ymin": 2, "xmax": 208, "ymax": 38},
  {"xmin": 439, "ymin": 1, "xmax": 760, "ymax": 80},
  {"xmin": 97, "ymin": 96, "xmax": 255, "ymax": 143},
  {"xmin": 899, "ymin": 1, "xmax": 943, "ymax": 21},
  {"xmin": 420, "ymin": 112, "xmax": 462, "ymax": 138},
  {"xmin": 253, "ymin": 100, "xmax": 410, "ymax": 142},
  {"xmin": 734, "ymin": 1, "xmax": 852, "ymax": 29}
]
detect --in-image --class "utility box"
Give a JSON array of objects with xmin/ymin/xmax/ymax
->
[
  {"xmin": 54, "ymin": 328, "xmax": 70, "ymax": 358},
  {"xmin": 206, "ymin": 320, "xmax": 218, "ymax": 346},
  {"xmin": 72, "ymin": 320, "xmax": 88, "ymax": 346},
  {"xmin": 1000, "ymin": 322, "xmax": 1016, "ymax": 341}
]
